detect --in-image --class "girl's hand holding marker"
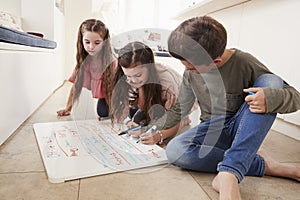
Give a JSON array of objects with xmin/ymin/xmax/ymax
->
[
  {"xmin": 136, "ymin": 125, "xmax": 163, "ymax": 145},
  {"xmin": 118, "ymin": 124, "xmax": 163, "ymax": 145}
]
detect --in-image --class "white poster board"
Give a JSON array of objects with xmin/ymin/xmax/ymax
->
[{"xmin": 33, "ymin": 119, "xmax": 168, "ymax": 183}]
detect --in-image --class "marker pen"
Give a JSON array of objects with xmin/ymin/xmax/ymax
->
[
  {"xmin": 136, "ymin": 125, "xmax": 157, "ymax": 143},
  {"xmin": 118, "ymin": 125, "xmax": 143, "ymax": 136}
]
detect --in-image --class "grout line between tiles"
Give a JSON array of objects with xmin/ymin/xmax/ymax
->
[
  {"xmin": 188, "ymin": 171, "xmax": 214, "ymax": 200},
  {"xmin": 0, "ymin": 171, "xmax": 45, "ymax": 175},
  {"xmin": 77, "ymin": 179, "xmax": 81, "ymax": 200}
]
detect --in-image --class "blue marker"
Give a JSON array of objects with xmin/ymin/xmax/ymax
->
[
  {"xmin": 118, "ymin": 125, "xmax": 142, "ymax": 136},
  {"xmin": 248, "ymin": 91, "xmax": 255, "ymax": 95}
]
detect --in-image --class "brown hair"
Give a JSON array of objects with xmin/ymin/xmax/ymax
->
[
  {"xmin": 109, "ymin": 41, "xmax": 163, "ymax": 124},
  {"xmin": 73, "ymin": 19, "xmax": 115, "ymax": 105},
  {"xmin": 168, "ymin": 15, "xmax": 227, "ymax": 65}
]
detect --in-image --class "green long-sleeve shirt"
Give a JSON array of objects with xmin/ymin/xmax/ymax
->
[{"xmin": 163, "ymin": 49, "xmax": 300, "ymax": 129}]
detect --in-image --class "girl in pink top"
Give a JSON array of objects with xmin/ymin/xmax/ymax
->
[{"xmin": 57, "ymin": 19, "xmax": 116, "ymax": 118}]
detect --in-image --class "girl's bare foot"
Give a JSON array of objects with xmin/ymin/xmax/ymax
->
[
  {"xmin": 212, "ymin": 172, "xmax": 242, "ymax": 200},
  {"xmin": 258, "ymin": 150, "xmax": 300, "ymax": 182}
]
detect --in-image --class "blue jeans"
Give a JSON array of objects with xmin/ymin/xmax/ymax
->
[{"xmin": 166, "ymin": 74, "xmax": 284, "ymax": 183}]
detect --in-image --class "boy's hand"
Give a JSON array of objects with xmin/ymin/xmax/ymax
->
[{"xmin": 244, "ymin": 88, "xmax": 267, "ymax": 113}]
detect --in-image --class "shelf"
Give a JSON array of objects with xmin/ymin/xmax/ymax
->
[
  {"xmin": 174, "ymin": 0, "xmax": 251, "ymax": 20},
  {"xmin": 0, "ymin": 42, "xmax": 54, "ymax": 52}
]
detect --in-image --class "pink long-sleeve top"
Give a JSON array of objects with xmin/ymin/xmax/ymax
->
[{"xmin": 69, "ymin": 60, "xmax": 117, "ymax": 99}]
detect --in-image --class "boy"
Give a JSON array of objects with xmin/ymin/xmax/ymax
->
[{"xmin": 150, "ymin": 16, "xmax": 300, "ymax": 199}]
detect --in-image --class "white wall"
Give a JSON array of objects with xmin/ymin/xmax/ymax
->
[
  {"xmin": 0, "ymin": 0, "xmax": 21, "ymax": 16},
  {"xmin": 208, "ymin": 0, "xmax": 300, "ymax": 139},
  {"xmin": 211, "ymin": 0, "xmax": 300, "ymax": 89},
  {"xmin": 54, "ymin": 6, "xmax": 66, "ymax": 82},
  {"xmin": 21, "ymin": 0, "xmax": 54, "ymax": 39},
  {"xmin": 91, "ymin": 0, "xmax": 182, "ymax": 34},
  {"xmin": 64, "ymin": 0, "xmax": 93, "ymax": 79}
]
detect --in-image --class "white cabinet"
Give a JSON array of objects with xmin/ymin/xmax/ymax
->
[
  {"xmin": 174, "ymin": 0, "xmax": 250, "ymax": 20},
  {"xmin": 0, "ymin": 0, "xmax": 65, "ymax": 145},
  {"xmin": 0, "ymin": 45, "xmax": 59, "ymax": 145}
]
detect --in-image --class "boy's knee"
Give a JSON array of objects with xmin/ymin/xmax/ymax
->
[
  {"xmin": 166, "ymin": 138, "xmax": 183, "ymax": 164},
  {"xmin": 165, "ymin": 140, "xmax": 176, "ymax": 163},
  {"xmin": 254, "ymin": 74, "xmax": 284, "ymax": 89}
]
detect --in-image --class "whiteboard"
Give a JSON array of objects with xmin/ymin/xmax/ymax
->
[{"xmin": 33, "ymin": 119, "xmax": 168, "ymax": 183}]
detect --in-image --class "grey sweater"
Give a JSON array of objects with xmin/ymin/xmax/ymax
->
[{"xmin": 163, "ymin": 49, "xmax": 300, "ymax": 129}]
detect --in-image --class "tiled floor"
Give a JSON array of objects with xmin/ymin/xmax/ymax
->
[{"xmin": 0, "ymin": 81, "xmax": 300, "ymax": 200}]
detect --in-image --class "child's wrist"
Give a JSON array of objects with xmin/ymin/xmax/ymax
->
[{"xmin": 157, "ymin": 130, "xmax": 164, "ymax": 145}]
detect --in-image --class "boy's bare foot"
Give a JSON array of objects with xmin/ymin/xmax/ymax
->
[
  {"xmin": 212, "ymin": 172, "xmax": 242, "ymax": 200},
  {"xmin": 258, "ymin": 150, "xmax": 300, "ymax": 182}
]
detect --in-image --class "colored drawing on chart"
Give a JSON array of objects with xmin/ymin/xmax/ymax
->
[{"xmin": 33, "ymin": 119, "xmax": 168, "ymax": 183}]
